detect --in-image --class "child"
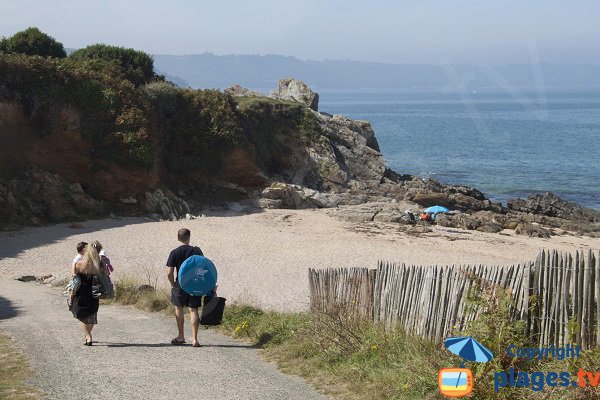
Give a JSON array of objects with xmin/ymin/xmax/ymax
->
[
  {"xmin": 100, "ymin": 250, "xmax": 114, "ymax": 275},
  {"xmin": 65, "ymin": 242, "xmax": 87, "ymax": 309},
  {"xmin": 72, "ymin": 241, "xmax": 87, "ymax": 268}
]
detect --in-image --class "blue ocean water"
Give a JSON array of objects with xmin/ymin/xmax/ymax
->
[{"xmin": 319, "ymin": 90, "xmax": 600, "ymax": 210}]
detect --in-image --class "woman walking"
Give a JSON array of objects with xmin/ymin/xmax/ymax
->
[{"xmin": 71, "ymin": 240, "xmax": 103, "ymax": 346}]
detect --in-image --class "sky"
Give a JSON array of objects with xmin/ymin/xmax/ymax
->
[{"xmin": 2, "ymin": 0, "xmax": 600, "ymax": 65}]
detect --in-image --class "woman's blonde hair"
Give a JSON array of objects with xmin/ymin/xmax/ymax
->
[{"xmin": 77, "ymin": 240, "xmax": 102, "ymax": 275}]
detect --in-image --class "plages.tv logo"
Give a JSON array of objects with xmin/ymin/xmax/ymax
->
[{"xmin": 438, "ymin": 336, "xmax": 493, "ymax": 398}]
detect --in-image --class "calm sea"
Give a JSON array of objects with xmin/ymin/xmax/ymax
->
[{"xmin": 318, "ymin": 90, "xmax": 600, "ymax": 210}]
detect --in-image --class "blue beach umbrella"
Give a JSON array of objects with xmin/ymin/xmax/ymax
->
[
  {"xmin": 444, "ymin": 336, "xmax": 493, "ymax": 389},
  {"xmin": 424, "ymin": 205, "xmax": 449, "ymax": 214},
  {"xmin": 178, "ymin": 256, "xmax": 218, "ymax": 296},
  {"xmin": 444, "ymin": 336, "xmax": 493, "ymax": 363}
]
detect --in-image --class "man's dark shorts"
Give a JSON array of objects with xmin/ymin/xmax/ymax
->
[{"xmin": 171, "ymin": 285, "xmax": 203, "ymax": 308}]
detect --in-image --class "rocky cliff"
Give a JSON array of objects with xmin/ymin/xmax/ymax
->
[{"xmin": 1, "ymin": 57, "xmax": 598, "ymax": 237}]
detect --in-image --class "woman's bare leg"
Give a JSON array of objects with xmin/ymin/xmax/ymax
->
[{"xmin": 81, "ymin": 323, "xmax": 94, "ymax": 342}]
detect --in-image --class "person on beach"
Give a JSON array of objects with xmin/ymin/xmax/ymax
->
[
  {"xmin": 166, "ymin": 228, "xmax": 205, "ymax": 347},
  {"xmin": 71, "ymin": 240, "xmax": 105, "ymax": 346}
]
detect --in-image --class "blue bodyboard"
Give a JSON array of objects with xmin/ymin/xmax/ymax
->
[{"xmin": 178, "ymin": 255, "xmax": 217, "ymax": 296}]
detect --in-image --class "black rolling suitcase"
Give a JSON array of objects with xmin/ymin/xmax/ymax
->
[{"xmin": 200, "ymin": 296, "xmax": 226, "ymax": 325}]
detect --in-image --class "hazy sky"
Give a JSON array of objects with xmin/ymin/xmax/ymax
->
[{"xmin": 2, "ymin": 0, "xmax": 600, "ymax": 64}]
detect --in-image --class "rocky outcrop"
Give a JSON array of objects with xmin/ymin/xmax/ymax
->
[
  {"xmin": 270, "ymin": 78, "xmax": 319, "ymax": 111},
  {"xmin": 507, "ymin": 192, "xmax": 600, "ymax": 222},
  {"xmin": 514, "ymin": 223, "xmax": 552, "ymax": 238},
  {"xmin": 328, "ymin": 202, "xmax": 417, "ymax": 224},
  {"xmin": 143, "ymin": 189, "xmax": 191, "ymax": 221},
  {"xmin": 2, "ymin": 73, "xmax": 598, "ymax": 238},
  {"xmin": 257, "ymin": 183, "xmax": 330, "ymax": 209},
  {"xmin": 0, "ymin": 167, "xmax": 104, "ymax": 228},
  {"xmin": 402, "ymin": 178, "xmax": 501, "ymax": 212},
  {"xmin": 224, "ymin": 84, "xmax": 263, "ymax": 97},
  {"xmin": 250, "ymin": 82, "xmax": 599, "ymax": 237}
]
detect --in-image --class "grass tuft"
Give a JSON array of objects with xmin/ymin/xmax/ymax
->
[
  {"xmin": 219, "ymin": 303, "xmax": 450, "ymax": 399},
  {"xmin": 0, "ymin": 333, "xmax": 43, "ymax": 399},
  {"xmin": 106, "ymin": 276, "xmax": 171, "ymax": 316}
]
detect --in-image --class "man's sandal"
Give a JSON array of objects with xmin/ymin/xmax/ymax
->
[{"xmin": 170, "ymin": 338, "xmax": 186, "ymax": 345}]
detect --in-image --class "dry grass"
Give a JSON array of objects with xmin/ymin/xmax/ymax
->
[
  {"xmin": 103, "ymin": 277, "xmax": 600, "ymax": 399},
  {"xmin": 0, "ymin": 333, "xmax": 43, "ymax": 399},
  {"xmin": 104, "ymin": 275, "xmax": 172, "ymax": 317},
  {"xmin": 219, "ymin": 303, "xmax": 449, "ymax": 399}
]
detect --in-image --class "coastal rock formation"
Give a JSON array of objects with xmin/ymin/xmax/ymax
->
[
  {"xmin": 507, "ymin": 193, "xmax": 600, "ymax": 222},
  {"xmin": 143, "ymin": 189, "xmax": 191, "ymax": 221},
  {"xmin": 328, "ymin": 202, "xmax": 417, "ymax": 224},
  {"xmin": 304, "ymin": 113, "xmax": 385, "ymax": 188},
  {"xmin": 269, "ymin": 78, "xmax": 319, "ymax": 111},
  {"xmin": 514, "ymin": 223, "xmax": 552, "ymax": 238},
  {"xmin": 258, "ymin": 183, "xmax": 323, "ymax": 209},
  {"xmin": 224, "ymin": 84, "xmax": 262, "ymax": 97},
  {"xmin": 0, "ymin": 167, "xmax": 104, "ymax": 228},
  {"xmin": 1, "ymin": 61, "xmax": 598, "ymax": 238}
]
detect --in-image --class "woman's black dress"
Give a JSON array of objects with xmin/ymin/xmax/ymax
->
[{"xmin": 71, "ymin": 274, "xmax": 99, "ymax": 323}]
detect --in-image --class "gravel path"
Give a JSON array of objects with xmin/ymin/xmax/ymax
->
[{"xmin": 0, "ymin": 279, "xmax": 327, "ymax": 400}]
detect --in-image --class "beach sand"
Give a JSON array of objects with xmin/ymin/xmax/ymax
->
[{"xmin": 1, "ymin": 208, "xmax": 598, "ymax": 311}]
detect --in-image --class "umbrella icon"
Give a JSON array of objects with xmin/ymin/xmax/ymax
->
[
  {"xmin": 424, "ymin": 205, "xmax": 449, "ymax": 214},
  {"xmin": 444, "ymin": 336, "xmax": 493, "ymax": 363},
  {"xmin": 443, "ymin": 336, "xmax": 493, "ymax": 389}
]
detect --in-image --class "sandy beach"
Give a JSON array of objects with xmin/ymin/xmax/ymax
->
[{"xmin": 1, "ymin": 208, "xmax": 598, "ymax": 311}]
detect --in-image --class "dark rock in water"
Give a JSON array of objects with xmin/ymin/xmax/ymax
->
[{"xmin": 507, "ymin": 192, "xmax": 600, "ymax": 222}]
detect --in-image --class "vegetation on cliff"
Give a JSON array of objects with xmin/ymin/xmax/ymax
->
[
  {"xmin": 69, "ymin": 44, "xmax": 158, "ymax": 86},
  {"xmin": 0, "ymin": 27, "xmax": 66, "ymax": 59},
  {"xmin": 0, "ymin": 28, "xmax": 327, "ymax": 226}
]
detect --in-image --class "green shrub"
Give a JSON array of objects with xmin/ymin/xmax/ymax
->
[
  {"xmin": 148, "ymin": 89, "xmax": 245, "ymax": 182},
  {"xmin": 0, "ymin": 53, "xmax": 154, "ymax": 167},
  {"xmin": 69, "ymin": 44, "xmax": 158, "ymax": 86},
  {"xmin": 0, "ymin": 27, "xmax": 66, "ymax": 58},
  {"xmin": 459, "ymin": 276, "xmax": 600, "ymax": 399}
]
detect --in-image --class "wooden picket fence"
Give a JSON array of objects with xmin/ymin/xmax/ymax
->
[{"xmin": 308, "ymin": 249, "xmax": 600, "ymax": 349}]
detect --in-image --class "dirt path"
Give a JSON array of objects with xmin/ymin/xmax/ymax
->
[{"xmin": 0, "ymin": 279, "xmax": 326, "ymax": 400}]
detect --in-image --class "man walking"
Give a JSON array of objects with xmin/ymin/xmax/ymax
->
[{"xmin": 166, "ymin": 228, "xmax": 204, "ymax": 347}]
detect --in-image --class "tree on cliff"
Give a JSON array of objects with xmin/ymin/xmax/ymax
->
[
  {"xmin": 0, "ymin": 27, "xmax": 66, "ymax": 58},
  {"xmin": 69, "ymin": 44, "xmax": 159, "ymax": 86}
]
